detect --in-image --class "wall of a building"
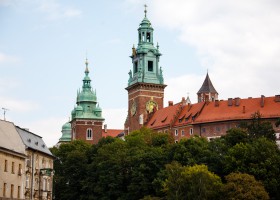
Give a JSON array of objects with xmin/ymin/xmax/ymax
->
[{"xmin": 0, "ymin": 151, "xmax": 25, "ymax": 200}]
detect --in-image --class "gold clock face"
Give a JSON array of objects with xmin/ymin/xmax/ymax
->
[
  {"xmin": 146, "ymin": 100, "xmax": 158, "ymax": 113},
  {"xmin": 131, "ymin": 100, "xmax": 137, "ymax": 116}
]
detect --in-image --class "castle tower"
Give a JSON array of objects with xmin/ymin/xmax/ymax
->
[
  {"xmin": 125, "ymin": 6, "xmax": 166, "ymax": 133},
  {"xmin": 197, "ymin": 72, "xmax": 218, "ymax": 102},
  {"xmin": 70, "ymin": 59, "xmax": 104, "ymax": 144}
]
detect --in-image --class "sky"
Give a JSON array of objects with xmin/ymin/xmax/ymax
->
[{"xmin": 1, "ymin": 0, "xmax": 279, "ymax": 147}]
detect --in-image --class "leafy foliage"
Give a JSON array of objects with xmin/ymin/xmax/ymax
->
[
  {"xmin": 222, "ymin": 172, "xmax": 269, "ymax": 200},
  {"xmin": 51, "ymin": 122, "xmax": 280, "ymax": 199}
]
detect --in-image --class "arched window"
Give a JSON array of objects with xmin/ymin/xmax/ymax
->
[{"xmin": 86, "ymin": 128, "xmax": 92, "ymax": 140}]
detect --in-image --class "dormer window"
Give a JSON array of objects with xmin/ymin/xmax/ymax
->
[{"xmin": 147, "ymin": 32, "xmax": 151, "ymax": 42}]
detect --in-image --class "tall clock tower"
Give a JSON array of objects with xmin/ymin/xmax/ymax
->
[{"xmin": 125, "ymin": 7, "xmax": 166, "ymax": 133}]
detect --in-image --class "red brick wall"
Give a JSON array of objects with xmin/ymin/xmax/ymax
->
[
  {"xmin": 71, "ymin": 120, "xmax": 103, "ymax": 144},
  {"xmin": 126, "ymin": 83, "xmax": 166, "ymax": 133}
]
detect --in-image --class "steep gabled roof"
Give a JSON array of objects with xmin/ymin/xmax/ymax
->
[
  {"xmin": 16, "ymin": 126, "xmax": 53, "ymax": 156},
  {"xmin": 0, "ymin": 120, "xmax": 26, "ymax": 156},
  {"xmin": 197, "ymin": 73, "xmax": 218, "ymax": 94}
]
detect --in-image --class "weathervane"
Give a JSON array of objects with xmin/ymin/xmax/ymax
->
[
  {"xmin": 2, "ymin": 107, "xmax": 9, "ymax": 121},
  {"xmin": 144, "ymin": 4, "xmax": 147, "ymax": 17}
]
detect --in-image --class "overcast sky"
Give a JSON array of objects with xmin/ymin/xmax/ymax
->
[{"xmin": 1, "ymin": 0, "xmax": 279, "ymax": 147}]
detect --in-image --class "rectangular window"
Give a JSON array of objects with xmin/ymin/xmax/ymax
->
[
  {"xmin": 3, "ymin": 183, "xmax": 6, "ymax": 197},
  {"xmin": 181, "ymin": 130, "xmax": 185, "ymax": 136},
  {"xmin": 26, "ymin": 176, "xmax": 29, "ymax": 188},
  {"xmin": 11, "ymin": 184, "xmax": 14, "ymax": 198},
  {"xmin": 18, "ymin": 164, "xmax": 22, "ymax": 175},
  {"xmin": 12, "ymin": 162, "xmax": 14, "ymax": 174},
  {"xmin": 148, "ymin": 61, "xmax": 153, "ymax": 72},
  {"xmin": 18, "ymin": 186, "xmax": 20, "ymax": 199},
  {"xmin": 202, "ymin": 128, "xmax": 206, "ymax": 133},
  {"xmin": 190, "ymin": 128, "xmax": 193, "ymax": 135},
  {"xmin": 4, "ymin": 160, "xmax": 7, "ymax": 172},
  {"xmin": 86, "ymin": 129, "xmax": 93, "ymax": 140},
  {"xmin": 175, "ymin": 129, "xmax": 178, "ymax": 136},
  {"xmin": 142, "ymin": 32, "xmax": 145, "ymax": 41},
  {"xmin": 216, "ymin": 126, "xmax": 220, "ymax": 131},
  {"xmin": 147, "ymin": 32, "xmax": 151, "ymax": 42},
  {"xmin": 134, "ymin": 61, "xmax": 138, "ymax": 73}
]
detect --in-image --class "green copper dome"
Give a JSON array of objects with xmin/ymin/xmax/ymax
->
[
  {"xmin": 71, "ymin": 59, "xmax": 104, "ymax": 121},
  {"xmin": 59, "ymin": 122, "xmax": 72, "ymax": 142}
]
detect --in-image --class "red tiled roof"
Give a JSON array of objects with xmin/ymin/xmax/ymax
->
[
  {"xmin": 174, "ymin": 102, "xmax": 205, "ymax": 126},
  {"xmin": 146, "ymin": 96, "xmax": 280, "ymax": 128},
  {"xmin": 147, "ymin": 103, "xmax": 182, "ymax": 129},
  {"xmin": 194, "ymin": 96, "xmax": 280, "ymax": 124},
  {"xmin": 102, "ymin": 129, "xmax": 124, "ymax": 138}
]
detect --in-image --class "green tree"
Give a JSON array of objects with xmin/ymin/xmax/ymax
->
[
  {"xmin": 50, "ymin": 140, "xmax": 91, "ymax": 200},
  {"xmin": 241, "ymin": 111, "xmax": 276, "ymax": 140},
  {"xmin": 163, "ymin": 162, "xmax": 222, "ymax": 200},
  {"xmin": 222, "ymin": 172, "xmax": 269, "ymax": 200},
  {"xmin": 222, "ymin": 128, "xmax": 249, "ymax": 147},
  {"xmin": 224, "ymin": 137, "xmax": 280, "ymax": 199}
]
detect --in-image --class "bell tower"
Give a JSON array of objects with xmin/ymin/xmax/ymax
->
[{"xmin": 125, "ymin": 6, "xmax": 166, "ymax": 133}]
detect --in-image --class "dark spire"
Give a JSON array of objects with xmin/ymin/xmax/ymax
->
[{"xmin": 197, "ymin": 73, "xmax": 218, "ymax": 94}]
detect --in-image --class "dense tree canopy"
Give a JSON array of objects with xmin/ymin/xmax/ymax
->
[
  {"xmin": 222, "ymin": 172, "xmax": 269, "ymax": 200},
  {"xmin": 50, "ymin": 123, "xmax": 280, "ymax": 200}
]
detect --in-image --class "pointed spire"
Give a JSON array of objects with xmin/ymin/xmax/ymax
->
[
  {"xmin": 85, "ymin": 57, "xmax": 89, "ymax": 75},
  {"xmin": 144, "ymin": 4, "xmax": 147, "ymax": 17},
  {"xmin": 197, "ymin": 72, "xmax": 217, "ymax": 94}
]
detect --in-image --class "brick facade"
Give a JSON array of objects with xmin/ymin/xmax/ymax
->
[
  {"xmin": 71, "ymin": 120, "xmax": 103, "ymax": 145},
  {"xmin": 125, "ymin": 82, "xmax": 166, "ymax": 133}
]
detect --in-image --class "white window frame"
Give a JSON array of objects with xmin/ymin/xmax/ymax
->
[
  {"xmin": 181, "ymin": 130, "xmax": 185, "ymax": 136},
  {"xmin": 189, "ymin": 128, "xmax": 193, "ymax": 135},
  {"xmin": 175, "ymin": 129, "xmax": 178, "ymax": 136},
  {"xmin": 86, "ymin": 128, "xmax": 93, "ymax": 140}
]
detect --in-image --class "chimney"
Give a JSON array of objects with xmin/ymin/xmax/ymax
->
[
  {"xmin": 275, "ymin": 95, "xmax": 280, "ymax": 102},
  {"xmin": 168, "ymin": 101, "xmax": 173, "ymax": 106},
  {"xmin": 104, "ymin": 124, "xmax": 107, "ymax": 133},
  {"xmin": 181, "ymin": 97, "xmax": 186, "ymax": 106},
  {"xmin": 234, "ymin": 97, "xmax": 240, "ymax": 106},
  {"xmin": 215, "ymin": 100, "xmax": 219, "ymax": 107},
  {"xmin": 228, "ymin": 98, "xmax": 233, "ymax": 106},
  {"xmin": 260, "ymin": 95, "xmax": 265, "ymax": 107},
  {"xmin": 243, "ymin": 106, "xmax": 246, "ymax": 113}
]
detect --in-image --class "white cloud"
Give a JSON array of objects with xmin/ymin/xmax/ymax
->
[
  {"xmin": 103, "ymin": 108, "xmax": 127, "ymax": 129},
  {"xmin": 148, "ymin": 0, "xmax": 280, "ymax": 99},
  {"xmin": 0, "ymin": 97, "xmax": 39, "ymax": 112},
  {"xmin": 38, "ymin": 0, "xmax": 82, "ymax": 20},
  {"xmin": 20, "ymin": 117, "xmax": 67, "ymax": 148},
  {"xmin": 0, "ymin": 53, "xmax": 20, "ymax": 64}
]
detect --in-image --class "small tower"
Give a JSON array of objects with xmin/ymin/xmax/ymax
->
[
  {"xmin": 70, "ymin": 59, "xmax": 104, "ymax": 144},
  {"xmin": 58, "ymin": 121, "xmax": 72, "ymax": 144},
  {"xmin": 197, "ymin": 72, "xmax": 218, "ymax": 102},
  {"xmin": 125, "ymin": 6, "xmax": 167, "ymax": 133}
]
